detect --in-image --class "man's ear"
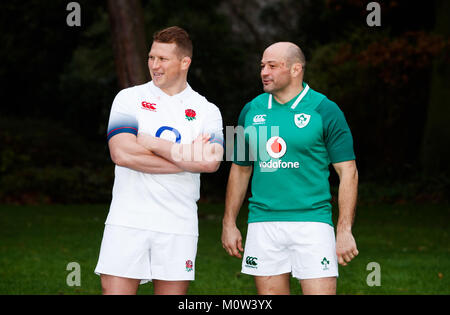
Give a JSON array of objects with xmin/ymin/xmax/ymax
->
[
  {"xmin": 291, "ymin": 63, "xmax": 303, "ymax": 77},
  {"xmin": 181, "ymin": 56, "xmax": 192, "ymax": 70}
]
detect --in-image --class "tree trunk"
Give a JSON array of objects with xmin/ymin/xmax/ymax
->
[
  {"xmin": 107, "ymin": 0, "xmax": 149, "ymax": 89},
  {"xmin": 421, "ymin": 0, "xmax": 450, "ymax": 176}
]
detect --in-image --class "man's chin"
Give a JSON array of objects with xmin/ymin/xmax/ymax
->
[{"xmin": 152, "ymin": 79, "xmax": 165, "ymax": 88}]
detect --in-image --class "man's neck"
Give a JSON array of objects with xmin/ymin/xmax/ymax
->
[
  {"xmin": 273, "ymin": 82, "xmax": 304, "ymax": 104},
  {"xmin": 160, "ymin": 80, "xmax": 188, "ymax": 96}
]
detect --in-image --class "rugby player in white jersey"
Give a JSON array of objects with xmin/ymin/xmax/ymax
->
[{"xmin": 95, "ymin": 26, "xmax": 224, "ymax": 295}]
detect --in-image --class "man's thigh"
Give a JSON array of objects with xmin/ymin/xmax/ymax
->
[
  {"xmin": 254, "ymin": 273, "xmax": 291, "ymax": 295},
  {"xmin": 254, "ymin": 274, "xmax": 337, "ymax": 295},
  {"xmin": 101, "ymin": 274, "xmax": 141, "ymax": 295},
  {"xmin": 300, "ymin": 277, "xmax": 336, "ymax": 295},
  {"xmin": 153, "ymin": 280, "xmax": 190, "ymax": 295}
]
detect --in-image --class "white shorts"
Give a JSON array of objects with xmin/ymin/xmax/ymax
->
[
  {"xmin": 94, "ymin": 224, "xmax": 198, "ymax": 284},
  {"xmin": 241, "ymin": 222, "xmax": 338, "ymax": 280}
]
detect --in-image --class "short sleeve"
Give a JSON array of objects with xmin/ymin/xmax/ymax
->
[
  {"xmin": 107, "ymin": 89, "xmax": 139, "ymax": 141},
  {"xmin": 202, "ymin": 105, "xmax": 224, "ymax": 147},
  {"xmin": 316, "ymin": 98, "xmax": 356, "ymax": 163},
  {"xmin": 232, "ymin": 102, "xmax": 253, "ymax": 166}
]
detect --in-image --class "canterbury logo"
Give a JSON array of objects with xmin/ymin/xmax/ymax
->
[
  {"xmin": 253, "ymin": 114, "xmax": 266, "ymax": 124},
  {"xmin": 245, "ymin": 256, "xmax": 258, "ymax": 266},
  {"xmin": 142, "ymin": 101, "xmax": 157, "ymax": 111}
]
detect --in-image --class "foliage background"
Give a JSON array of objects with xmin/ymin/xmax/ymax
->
[{"xmin": 0, "ymin": 0, "xmax": 449, "ymax": 204}]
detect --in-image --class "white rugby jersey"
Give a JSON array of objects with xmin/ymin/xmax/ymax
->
[{"xmin": 105, "ymin": 81, "xmax": 223, "ymax": 236}]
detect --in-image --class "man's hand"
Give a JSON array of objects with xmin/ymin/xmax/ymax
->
[
  {"xmin": 336, "ymin": 229, "xmax": 358, "ymax": 266},
  {"xmin": 221, "ymin": 223, "xmax": 244, "ymax": 258},
  {"xmin": 193, "ymin": 133, "xmax": 211, "ymax": 145},
  {"xmin": 137, "ymin": 132, "xmax": 212, "ymax": 153},
  {"xmin": 333, "ymin": 160, "xmax": 358, "ymax": 266},
  {"xmin": 221, "ymin": 164, "xmax": 252, "ymax": 259},
  {"xmin": 137, "ymin": 132, "xmax": 222, "ymax": 173}
]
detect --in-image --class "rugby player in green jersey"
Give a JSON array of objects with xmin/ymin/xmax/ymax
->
[{"xmin": 222, "ymin": 42, "xmax": 359, "ymax": 295}]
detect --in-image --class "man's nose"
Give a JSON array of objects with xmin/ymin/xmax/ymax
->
[{"xmin": 150, "ymin": 58, "xmax": 160, "ymax": 69}]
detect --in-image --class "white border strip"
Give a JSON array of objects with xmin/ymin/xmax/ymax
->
[{"xmin": 291, "ymin": 84, "xmax": 310, "ymax": 110}]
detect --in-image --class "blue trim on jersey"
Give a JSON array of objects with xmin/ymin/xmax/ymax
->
[
  {"xmin": 107, "ymin": 126, "xmax": 138, "ymax": 141},
  {"xmin": 209, "ymin": 133, "xmax": 225, "ymax": 148},
  {"xmin": 155, "ymin": 126, "xmax": 182, "ymax": 144}
]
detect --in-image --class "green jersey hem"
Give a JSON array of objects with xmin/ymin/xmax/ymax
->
[{"xmin": 248, "ymin": 208, "xmax": 334, "ymax": 227}]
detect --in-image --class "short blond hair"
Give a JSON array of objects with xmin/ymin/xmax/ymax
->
[{"xmin": 153, "ymin": 26, "xmax": 193, "ymax": 58}]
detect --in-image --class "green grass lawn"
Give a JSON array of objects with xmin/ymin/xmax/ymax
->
[{"xmin": 0, "ymin": 202, "xmax": 448, "ymax": 294}]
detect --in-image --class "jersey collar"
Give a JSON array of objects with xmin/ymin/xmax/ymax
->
[
  {"xmin": 268, "ymin": 83, "xmax": 310, "ymax": 110},
  {"xmin": 149, "ymin": 81, "xmax": 193, "ymax": 101}
]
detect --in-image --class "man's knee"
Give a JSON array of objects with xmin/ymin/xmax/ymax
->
[
  {"xmin": 254, "ymin": 274, "xmax": 291, "ymax": 295},
  {"xmin": 100, "ymin": 274, "xmax": 140, "ymax": 295},
  {"xmin": 299, "ymin": 277, "xmax": 336, "ymax": 295}
]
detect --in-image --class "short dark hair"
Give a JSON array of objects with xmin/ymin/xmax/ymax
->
[{"xmin": 153, "ymin": 26, "xmax": 193, "ymax": 58}]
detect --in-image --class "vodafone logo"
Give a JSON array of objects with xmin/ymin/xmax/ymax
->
[{"xmin": 266, "ymin": 136, "xmax": 287, "ymax": 159}]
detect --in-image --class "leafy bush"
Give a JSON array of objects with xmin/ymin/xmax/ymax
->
[{"xmin": 0, "ymin": 117, "xmax": 114, "ymax": 204}]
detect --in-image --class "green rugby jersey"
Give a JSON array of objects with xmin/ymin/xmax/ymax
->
[{"xmin": 233, "ymin": 83, "xmax": 355, "ymax": 226}]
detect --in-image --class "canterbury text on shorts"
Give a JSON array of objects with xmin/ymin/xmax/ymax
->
[
  {"xmin": 95, "ymin": 224, "xmax": 198, "ymax": 284},
  {"xmin": 241, "ymin": 222, "xmax": 338, "ymax": 280}
]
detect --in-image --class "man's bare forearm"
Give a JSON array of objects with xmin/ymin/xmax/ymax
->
[
  {"xmin": 138, "ymin": 133, "xmax": 223, "ymax": 173},
  {"xmin": 333, "ymin": 160, "xmax": 359, "ymax": 266},
  {"xmin": 223, "ymin": 164, "xmax": 253, "ymax": 226},
  {"xmin": 109, "ymin": 133, "xmax": 183, "ymax": 174},
  {"xmin": 221, "ymin": 163, "xmax": 253, "ymax": 258},
  {"xmin": 336, "ymin": 164, "xmax": 358, "ymax": 232}
]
